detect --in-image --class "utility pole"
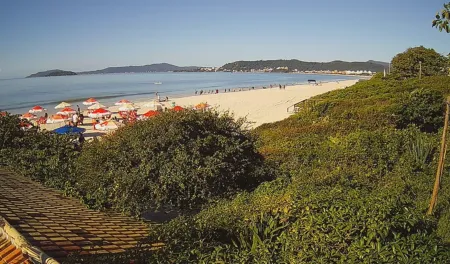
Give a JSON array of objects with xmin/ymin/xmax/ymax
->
[
  {"xmin": 419, "ymin": 61, "xmax": 422, "ymax": 80},
  {"xmin": 427, "ymin": 97, "xmax": 450, "ymax": 215},
  {"xmin": 388, "ymin": 63, "xmax": 391, "ymax": 74}
]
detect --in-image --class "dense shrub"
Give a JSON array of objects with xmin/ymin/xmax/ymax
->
[
  {"xmin": 0, "ymin": 113, "xmax": 79, "ymax": 193},
  {"xmin": 76, "ymin": 110, "xmax": 273, "ymax": 216},
  {"xmin": 396, "ymin": 88, "xmax": 445, "ymax": 133}
]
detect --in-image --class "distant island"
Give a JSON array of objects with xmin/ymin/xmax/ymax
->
[
  {"xmin": 27, "ymin": 69, "xmax": 77, "ymax": 78},
  {"xmin": 27, "ymin": 60, "xmax": 389, "ymax": 78}
]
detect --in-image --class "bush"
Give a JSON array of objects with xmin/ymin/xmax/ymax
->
[
  {"xmin": 396, "ymin": 88, "xmax": 445, "ymax": 133},
  {"xmin": 76, "ymin": 110, "xmax": 273, "ymax": 216},
  {"xmin": 0, "ymin": 113, "xmax": 80, "ymax": 194}
]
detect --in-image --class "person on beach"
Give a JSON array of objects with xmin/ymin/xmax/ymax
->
[
  {"xmin": 216, "ymin": 89, "xmax": 219, "ymax": 94},
  {"xmin": 76, "ymin": 105, "xmax": 81, "ymax": 114},
  {"xmin": 195, "ymin": 90, "xmax": 198, "ymax": 95},
  {"xmin": 79, "ymin": 113, "xmax": 84, "ymax": 125},
  {"xmin": 166, "ymin": 96, "xmax": 169, "ymax": 102},
  {"xmin": 72, "ymin": 112, "xmax": 79, "ymax": 127},
  {"xmin": 78, "ymin": 133, "xmax": 85, "ymax": 145}
]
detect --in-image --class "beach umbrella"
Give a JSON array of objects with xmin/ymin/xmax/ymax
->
[
  {"xmin": 47, "ymin": 114, "xmax": 68, "ymax": 123},
  {"xmin": 195, "ymin": 102, "xmax": 210, "ymax": 110},
  {"xmin": 53, "ymin": 125, "xmax": 86, "ymax": 135},
  {"xmin": 88, "ymin": 103, "xmax": 106, "ymax": 110},
  {"xmin": 29, "ymin": 105, "xmax": 46, "ymax": 113},
  {"xmin": 172, "ymin": 106, "xmax": 184, "ymax": 112},
  {"xmin": 88, "ymin": 108, "xmax": 111, "ymax": 118},
  {"xmin": 57, "ymin": 107, "xmax": 76, "ymax": 115},
  {"xmin": 83, "ymin": 97, "xmax": 98, "ymax": 106},
  {"xmin": 55, "ymin": 102, "xmax": 71, "ymax": 109},
  {"xmin": 21, "ymin": 112, "xmax": 37, "ymax": 120},
  {"xmin": 115, "ymin": 99, "xmax": 132, "ymax": 106},
  {"xmin": 142, "ymin": 110, "xmax": 159, "ymax": 118},
  {"xmin": 94, "ymin": 121, "xmax": 122, "ymax": 131},
  {"xmin": 118, "ymin": 103, "xmax": 138, "ymax": 111},
  {"xmin": 0, "ymin": 112, "xmax": 6, "ymax": 117}
]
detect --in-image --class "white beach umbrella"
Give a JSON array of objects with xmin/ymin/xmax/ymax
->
[
  {"xmin": 55, "ymin": 102, "xmax": 71, "ymax": 109},
  {"xmin": 94, "ymin": 120, "xmax": 122, "ymax": 131},
  {"xmin": 118, "ymin": 103, "xmax": 138, "ymax": 111},
  {"xmin": 143, "ymin": 101, "xmax": 163, "ymax": 111},
  {"xmin": 88, "ymin": 103, "xmax": 106, "ymax": 110}
]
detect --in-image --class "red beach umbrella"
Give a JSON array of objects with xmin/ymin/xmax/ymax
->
[
  {"xmin": 172, "ymin": 106, "xmax": 184, "ymax": 112},
  {"xmin": 21, "ymin": 113, "xmax": 37, "ymax": 120},
  {"xmin": 115, "ymin": 99, "xmax": 132, "ymax": 106},
  {"xmin": 88, "ymin": 108, "xmax": 111, "ymax": 118},
  {"xmin": 83, "ymin": 97, "xmax": 98, "ymax": 106},
  {"xmin": 143, "ymin": 110, "xmax": 159, "ymax": 118},
  {"xmin": 57, "ymin": 107, "xmax": 76, "ymax": 115},
  {"xmin": 29, "ymin": 105, "xmax": 46, "ymax": 113}
]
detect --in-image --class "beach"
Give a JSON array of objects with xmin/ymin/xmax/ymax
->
[
  {"xmin": 131, "ymin": 79, "xmax": 358, "ymax": 128},
  {"xmin": 39, "ymin": 79, "xmax": 358, "ymax": 137}
]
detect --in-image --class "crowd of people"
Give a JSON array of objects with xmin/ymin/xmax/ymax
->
[{"xmin": 194, "ymin": 84, "xmax": 289, "ymax": 96}]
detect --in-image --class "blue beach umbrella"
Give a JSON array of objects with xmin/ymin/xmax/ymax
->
[{"xmin": 53, "ymin": 125, "xmax": 86, "ymax": 135}]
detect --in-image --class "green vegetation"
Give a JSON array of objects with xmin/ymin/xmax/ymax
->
[
  {"xmin": 0, "ymin": 113, "xmax": 79, "ymax": 193},
  {"xmin": 433, "ymin": 2, "xmax": 450, "ymax": 33},
  {"xmin": 391, "ymin": 46, "xmax": 447, "ymax": 79},
  {"xmin": 76, "ymin": 110, "xmax": 273, "ymax": 216}
]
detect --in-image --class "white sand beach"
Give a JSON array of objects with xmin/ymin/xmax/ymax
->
[
  {"xmin": 129, "ymin": 79, "xmax": 358, "ymax": 128},
  {"xmin": 40, "ymin": 79, "xmax": 358, "ymax": 137}
]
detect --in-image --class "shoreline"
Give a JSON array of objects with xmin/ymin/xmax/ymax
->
[
  {"xmin": 111, "ymin": 79, "xmax": 359, "ymax": 128},
  {"xmin": 38, "ymin": 79, "xmax": 358, "ymax": 137}
]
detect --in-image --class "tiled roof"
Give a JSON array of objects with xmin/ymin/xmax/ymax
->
[
  {"xmin": 0, "ymin": 233, "xmax": 31, "ymax": 264},
  {"xmin": 0, "ymin": 169, "xmax": 152, "ymax": 262}
]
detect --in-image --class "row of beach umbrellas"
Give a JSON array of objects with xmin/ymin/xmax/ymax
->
[{"xmin": 20, "ymin": 97, "xmax": 208, "ymax": 122}]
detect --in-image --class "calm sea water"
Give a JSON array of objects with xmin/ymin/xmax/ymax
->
[{"xmin": 0, "ymin": 72, "xmax": 358, "ymax": 114}]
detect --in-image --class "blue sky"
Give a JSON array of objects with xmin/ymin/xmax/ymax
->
[{"xmin": 0, "ymin": 0, "xmax": 449, "ymax": 78}]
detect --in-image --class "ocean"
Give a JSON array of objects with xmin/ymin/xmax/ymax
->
[{"xmin": 0, "ymin": 72, "xmax": 359, "ymax": 114}]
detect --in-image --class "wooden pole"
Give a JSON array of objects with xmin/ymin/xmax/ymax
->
[
  {"xmin": 419, "ymin": 61, "xmax": 422, "ymax": 80},
  {"xmin": 427, "ymin": 99, "xmax": 450, "ymax": 215}
]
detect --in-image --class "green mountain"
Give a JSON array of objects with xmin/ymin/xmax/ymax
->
[
  {"xmin": 26, "ymin": 69, "xmax": 77, "ymax": 78},
  {"xmin": 219, "ymin": 59, "xmax": 387, "ymax": 72},
  {"xmin": 78, "ymin": 63, "xmax": 199, "ymax": 75}
]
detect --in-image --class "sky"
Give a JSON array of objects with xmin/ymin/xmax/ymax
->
[{"xmin": 0, "ymin": 0, "xmax": 449, "ymax": 78}]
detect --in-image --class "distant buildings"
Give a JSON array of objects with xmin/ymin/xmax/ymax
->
[{"xmin": 221, "ymin": 67, "xmax": 375, "ymax": 75}]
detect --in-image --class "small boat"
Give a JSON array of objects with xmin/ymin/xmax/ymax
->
[{"xmin": 154, "ymin": 82, "xmax": 162, "ymax": 85}]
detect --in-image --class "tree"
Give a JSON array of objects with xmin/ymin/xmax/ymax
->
[
  {"xmin": 76, "ymin": 110, "xmax": 273, "ymax": 216},
  {"xmin": 391, "ymin": 46, "xmax": 447, "ymax": 79},
  {"xmin": 433, "ymin": 3, "xmax": 450, "ymax": 33}
]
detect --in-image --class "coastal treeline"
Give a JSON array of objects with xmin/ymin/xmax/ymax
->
[{"xmin": 219, "ymin": 59, "xmax": 386, "ymax": 72}]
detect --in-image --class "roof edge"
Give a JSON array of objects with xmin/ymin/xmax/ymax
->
[{"xmin": 0, "ymin": 216, "xmax": 60, "ymax": 264}]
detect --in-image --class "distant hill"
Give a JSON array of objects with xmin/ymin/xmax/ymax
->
[
  {"xmin": 367, "ymin": 60, "xmax": 390, "ymax": 68},
  {"xmin": 79, "ymin": 63, "xmax": 199, "ymax": 75},
  {"xmin": 219, "ymin": 60, "xmax": 388, "ymax": 72},
  {"xmin": 27, "ymin": 69, "xmax": 77, "ymax": 78}
]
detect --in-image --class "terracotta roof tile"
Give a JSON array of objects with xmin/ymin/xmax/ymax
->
[
  {"xmin": 0, "ymin": 234, "xmax": 30, "ymax": 264},
  {"xmin": 0, "ymin": 169, "xmax": 153, "ymax": 262}
]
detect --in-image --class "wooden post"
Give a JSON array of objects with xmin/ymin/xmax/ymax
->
[{"xmin": 427, "ymin": 98, "xmax": 450, "ymax": 215}]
